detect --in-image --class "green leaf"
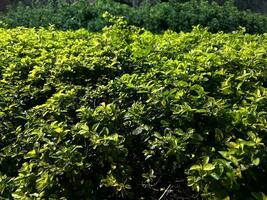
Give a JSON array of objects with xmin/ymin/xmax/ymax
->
[
  {"xmin": 203, "ymin": 163, "xmax": 215, "ymax": 171},
  {"xmin": 210, "ymin": 172, "xmax": 220, "ymax": 180},
  {"xmin": 203, "ymin": 156, "xmax": 210, "ymax": 165},
  {"xmin": 252, "ymin": 158, "xmax": 260, "ymax": 166},
  {"xmin": 189, "ymin": 165, "xmax": 202, "ymax": 171},
  {"xmin": 36, "ymin": 172, "xmax": 52, "ymax": 192},
  {"xmin": 24, "ymin": 149, "xmax": 36, "ymax": 159},
  {"xmin": 252, "ymin": 192, "xmax": 267, "ymax": 200}
]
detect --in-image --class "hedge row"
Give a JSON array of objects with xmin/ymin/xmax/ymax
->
[
  {"xmin": 1, "ymin": 0, "xmax": 267, "ymax": 33},
  {"xmin": 0, "ymin": 17, "xmax": 266, "ymax": 199}
]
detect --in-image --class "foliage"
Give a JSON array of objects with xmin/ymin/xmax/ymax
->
[
  {"xmin": 1, "ymin": 0, "xmax": 267, "ymax": 33},
  {"xmin": 0, "ymin": 17, "xmax": 267, "ymax": 199}
]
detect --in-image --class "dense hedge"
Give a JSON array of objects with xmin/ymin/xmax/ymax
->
[
  {"xmin": 0, "ymin": 17, "xmax": 266, "ymax": 199},
  {"xmin": 1, "ymin": 0, "xmax": 267, "ymax": 33}
]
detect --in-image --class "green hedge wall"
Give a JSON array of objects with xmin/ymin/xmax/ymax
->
[
  {"xmin": 0, "ymin": 17, "xmax": 266, "ymax": 199},
  {"xmin": 1, "ymin": 0, "xmax": 267, "ymax": 33}
]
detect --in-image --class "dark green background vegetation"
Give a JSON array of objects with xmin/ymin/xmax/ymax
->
[
  {"xmin": 1, "ymin": 0, "xmax": 267, "ymax": 13},
  {"xmin": 1, "ymin": 0, "xmax": 267, "ymax": 34}
]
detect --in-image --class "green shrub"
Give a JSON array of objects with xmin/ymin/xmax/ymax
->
[
  {"xmin": 2, "ymin": 0, "xmax": 95, "ymax": 29},
  {"xmin": 0, "ymin": 17, "xmax": 266, "ymax": 199},
  {"xmin": 2, "ymin": 0, "xmax": 267, "ymax": 33}
]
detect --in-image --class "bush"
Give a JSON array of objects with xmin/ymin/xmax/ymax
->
[
  {"xmin": 0, "ymin": 17, "xmax": 266, "ymax": 199},
  {"xmin": 1, "ymin": 0, "xmax": 267, "ymax": 33},
  {"xmin": 2, "ymin": 0, "xmax": 95, "ymax": 29}
]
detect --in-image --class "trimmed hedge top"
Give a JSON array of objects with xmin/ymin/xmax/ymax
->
[{"xmin": 0, "ymin": 18, "xmax": 267, "ymax": 199}]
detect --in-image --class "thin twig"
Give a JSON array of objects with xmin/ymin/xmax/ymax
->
[{"xmin": 158, "ymin": 184, "xmax": 172, "ymax": 200}]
